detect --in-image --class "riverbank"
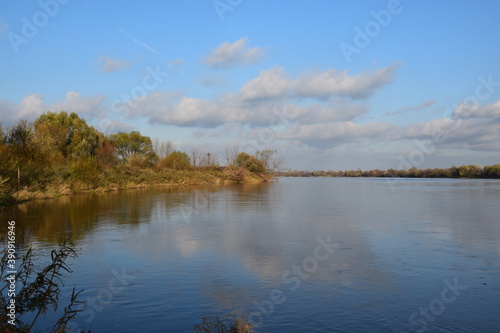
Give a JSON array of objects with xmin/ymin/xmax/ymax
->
[{"xmin": 1, "ymin": 167, "xmax": 274, "ymax": 205}]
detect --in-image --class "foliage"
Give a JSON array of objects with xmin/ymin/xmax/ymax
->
[
  {"xmin": 109, "ymin": 131, "xmax": 157, "ymax": 164},
  {"xmin": 278, "ymin": 164, "xmax": 500, "ymax": 179},
  {"xmin": 0, "ymin": 112, "xmax": 273, "ymax": 204},
  {"xmin": 156, "ymin": 151, "xmax": 192, "ymax": 170},
  {"xmin": 235, "ymin": 152, "xmax": 267, "ymax": 174},
  {"xmin": 34, "ymin": 111, "xmax": 103, "ymax": 160},
  {"xmin": 0, "ymin": 240, "xmax": 86, "ymax": 333},
  {"xmin": 255, "ymin": 150, "xmax": 284, "ymax": 174}
]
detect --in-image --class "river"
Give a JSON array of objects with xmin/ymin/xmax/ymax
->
[{"xmin": 2, "ymin": 177, "xmax": 500, "ymax": 332}]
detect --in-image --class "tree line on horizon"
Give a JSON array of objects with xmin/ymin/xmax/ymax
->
[
  {"xmin": 277, "ymin": 164, "xmax": 500, "ymax": 179},
  {"xmin": 0, "ymin": 111, "xmax": 282, "ymax": 204}
]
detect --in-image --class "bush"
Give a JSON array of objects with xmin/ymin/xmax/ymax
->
[
  {"xmin": 0, "ymin": 240, "xmax": 87, "ymax": 332},
  {"xmin": 156, "ymin": 151, "xmax": 191, "ymax": 170},
  {"xmin": 235, "ymin": 152, "xmax": 266, "ymax": 174}
]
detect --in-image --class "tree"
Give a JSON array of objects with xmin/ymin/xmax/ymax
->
[
  {"xmin": 224, "ymin": 146, "xmax": 239, "ymax": 167},
  {"xmin": 235, "ymin": 152, "xmax": 266, "ymax": 174},
  {"xmin": 190, "ymin": 148, "xmax": 202, "ymax": 168},
  {"xmin": 109, "ymin": 131, "xmax": 157, "ymax": 164},
  {"xmin": 153, "ymin": 138, "xmax": 174, "ymax": 159},
  {"xmin": 157, "ymin": 151, "xmax": 191, "ymax": 170},
  {"xmin": 458, "ymin": 165, "xmax": 483, "ymax": 178},
  {"xmin": 34, "ymin": 111, "xmax": 103, "ymax": 160},
  {"xmin": 484, "ymin": 164, "xmax": 500, "ymax": 178},
  {"xmin": 255, "ymin": 150, "xmax": 284, "ymax": 173},
  {"xmin": 200, "ymin": 152, "xmax": 219, "ymax": 168}
]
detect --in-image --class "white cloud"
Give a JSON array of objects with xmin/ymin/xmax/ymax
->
[
  {"xmin": 97, "ymin": 56, "xmax": 131, "ymax": 73},
  {"xmin": 51, "ymin": 91, "xmax": 106, "ymax": 119},
  {"xmin": 278, "ymin": 121, "xmax": 393, "ymax": 143},
  {"xmin": 396, "ymin": 117, "xmax": 500, "ymax": 151},
  {"xmin": 384, "ymin": 99, "xmax": 436, "ymax": 116},
  {"xmin": 0, "ymin": 92, "xmax": 106, "ymax": 126},
  {"xmin": 203, "ymin": 38, "xmax": 264, "ymax": 69},
  {"xmin": 295, "ymin": 65, "xmax": 397, "ymax": 100},
  {"xmin": 240, "ymin": 66, "xmax": 291, "ymax": 100},
  {"xmin": 0, "ymin": 94, "xmax": 45, "ymax": 126},
  {"xmin": 453, "ymin": 99, "xmax": 500, "ymax": 119},
  {"xmin": 240, "ymin": 64, "xmax": 398, "ymax": 101}
]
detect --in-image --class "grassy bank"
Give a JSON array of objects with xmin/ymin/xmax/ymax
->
[
  {"xmin": 0, "ymin": 111, "xmax": 279, "ymax": 205},
  {"xmin": 9, "ymin": 166, "xmax": 273, "ymax": 203}
]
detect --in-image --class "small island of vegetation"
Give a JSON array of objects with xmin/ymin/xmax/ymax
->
[
  {"xmin": 277, "ymin": 164, "xmax": 500, "ymax": 179},
  {"xmin": 0, "ymin": 111, "xmax": 282, "ymax": 206}
]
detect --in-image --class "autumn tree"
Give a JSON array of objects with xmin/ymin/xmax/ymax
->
[
  {"xmin": 255, "ymin": 150, "xmax": 284, "ymax": 173},
  {"xmin": 109, "ymin": 131, "xmax": 157, "ymax": 164},
  {"xmin": 34, "ymin": 111, "xmax": 103, "ymax": 160},
  {"xmin": 157, "ymin": 151, "xmax": 191, "ymax": 170},
  {"xmin": 235, "ymin": 152, "xmax": 266, "ymax": 174},
  {"xmin": 153, "ymin": 138, "xmax": 174, "ymax": 159}
]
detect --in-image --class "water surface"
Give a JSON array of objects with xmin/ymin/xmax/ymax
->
[{"xmin": 2, "ymin": 178, "xmax": 500, "ymax": 332}]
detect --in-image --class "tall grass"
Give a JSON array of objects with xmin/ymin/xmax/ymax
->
[{"xmin": 194, "ymin": 314, "xmax": 255, "ymax": 333}]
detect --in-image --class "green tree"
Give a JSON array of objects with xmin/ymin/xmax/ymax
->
[
  {"xmin": 484, "ymin": 164, "xmax": 500, "ymax": 178},
  {"xmin": 109, "ymin": 131, "xmax": 157, "ymax": 164},
  {"xmin": 458, "ymin": 165, "xmax": 483, "ymax": 178},
  {"xmin": 34, "ymin": 111, "xmax": 103, "ymax": 160}
]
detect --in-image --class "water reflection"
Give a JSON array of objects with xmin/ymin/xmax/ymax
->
[{"xmin": 1, "ymin": 178, "xmax": 500, "ymax": 332}]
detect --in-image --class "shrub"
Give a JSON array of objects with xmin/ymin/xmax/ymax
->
[{"xmin": 235, "ymin": 152, "xmax": 266, "ymax": 174}]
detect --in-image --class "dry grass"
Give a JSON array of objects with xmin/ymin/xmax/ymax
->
[{"xmin": 194, "ymin": 314, "xmax": 255, "ymax": 333}]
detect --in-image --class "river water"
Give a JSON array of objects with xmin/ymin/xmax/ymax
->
[{"xmin": 2, "ymin": 178, "xmax": 500, "ymax": 332}]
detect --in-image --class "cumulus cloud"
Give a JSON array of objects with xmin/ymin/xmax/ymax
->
[
  {"xmin": 278, "ymin": 122, "xmax": 393, "ymax": 143},
  {"xmin": 295, "ymin": 65, "xmax": 398, "ymax": 100},
  {"xmin": 240, "ymin": 64, "xmax": 398, "ymax": 101},
  {"xmin": 203, "ymin": 38, "xmax": 264, "ymax": 69},
  {"xmin": 384, "ymin": 99, "xmax": 436, "ymax": 116},
  {"xmin": 97, "ymin": 56, "xmax": 131, "ymax": 73},
  {"xmin": 453, "ymin": 99, "xmax": 500, "ymax": 119},
  {"xmin": 391, "ymin": 99, "xmax": 500, "ymax": 151},
  {"xmin": 284, "ymin": 101, "xmax": 368, "ymax": 124},
  {"xmin": 51, "ymin": 91, "xmax": 106, "ymax": 119},
  {"xmin": 240, "ymin": 67, "xmax": 291, "ymax": 100},
  {"xmin": 396, "ymin": 116, "xmax": 500, "ymax": 151},
  {"xmin": 0, "ymin": 92, "xmax": 106, "ymax": 126},
  {"xmin": 0, "ymin": 94, "xmax": 45, "ymax": 126}
]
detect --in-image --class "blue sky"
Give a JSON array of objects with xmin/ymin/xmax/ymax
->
[{"xmin": 1, "ymin": 0, "xmax": 500, "ymax": 170}]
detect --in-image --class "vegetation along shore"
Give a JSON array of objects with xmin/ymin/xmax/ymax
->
[{"xmin": 0, "ymin": 111, "xmax": 282, "ymax": 206}]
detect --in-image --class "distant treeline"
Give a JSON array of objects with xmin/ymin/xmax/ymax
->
[
  {"xmin": 277, "ymin": 165, "xmax": 500, "ymax": 179},
  {"xmin": 0, "ymin": 111, "xmax": 281, "ymax": 205}
]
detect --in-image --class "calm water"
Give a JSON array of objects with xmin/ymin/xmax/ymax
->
[{"xmin": 2, "ymin": 178, "xmax": 500, "ymax": 332}]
